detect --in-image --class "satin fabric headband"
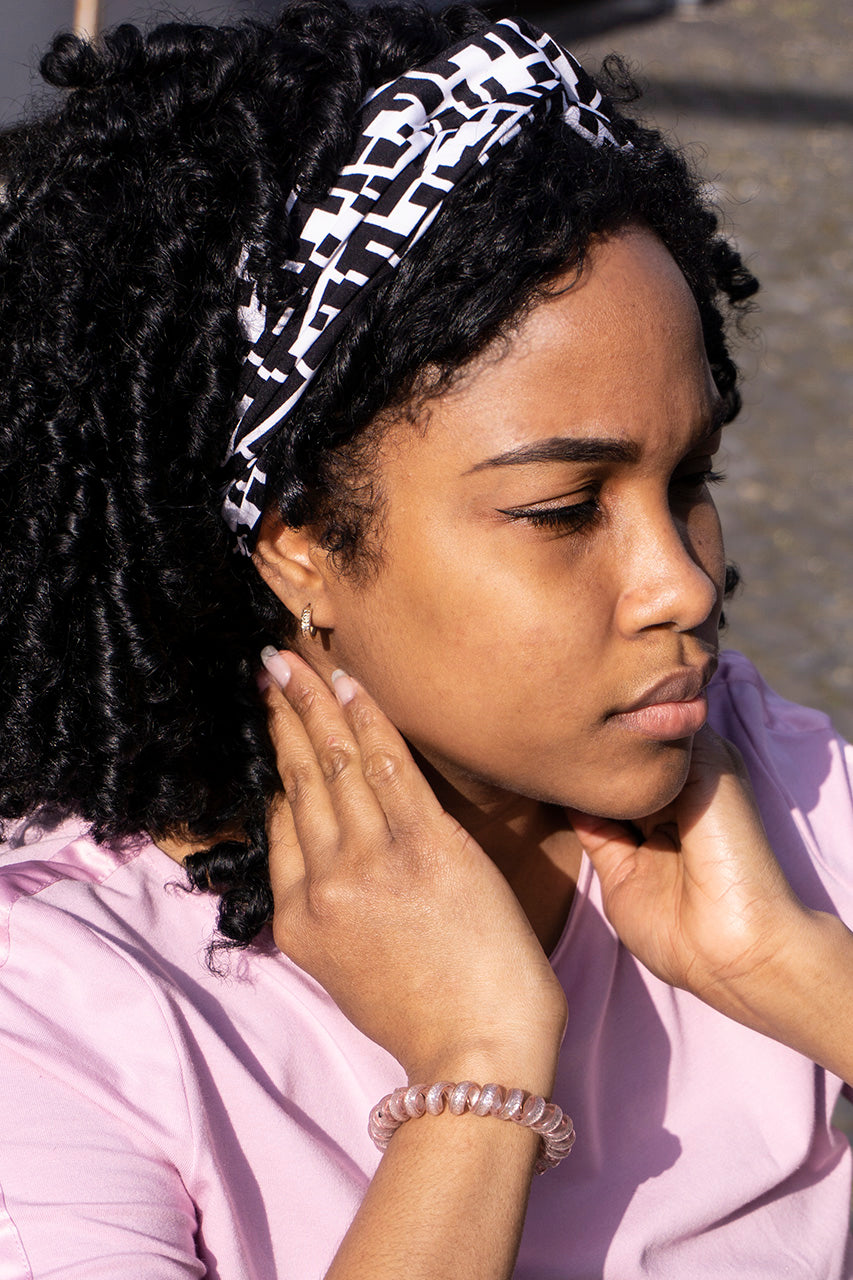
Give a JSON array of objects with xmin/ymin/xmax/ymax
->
[{"xmin": 221, "ymin": 17, "xmax": 627, "ymax": 552}]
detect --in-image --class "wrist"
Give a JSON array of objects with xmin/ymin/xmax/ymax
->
[
  {"xmin": 403, "ymin": 1044, "xmax": 561, "ymax": 1100},
  {"xmin": 370, "ymin": 1080, "xmax": 576, "ymax": 1175},
  {"xmin": 712, "ymin": 907, "xmax": 847, "ymax": 1053}
]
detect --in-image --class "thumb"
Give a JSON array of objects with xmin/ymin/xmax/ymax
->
[{"xmin": 567, "ymin": 809, "xmax": 643, "ymax": 890}]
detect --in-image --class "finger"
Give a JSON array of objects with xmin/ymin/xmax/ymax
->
[
  {"xmin": 330, "ymin": 668, "xmax": 446, "ymax": 837},
  {"xmin": 566, "ymin": 809, "xmax": 643, "ymax": 891},
  {"xmin": 261, "ymin": 659, "xmax": 343, "ymax": 870},
  {"xmin": 676, "ymin": 725, "xmax": 761, "ymax": 836},
  {"xmin": 278, "ymin": 651, "xmax": 393, "ymax": 839},
  {"xmin": 263, "ymin": 649, "xmax": 391, "ymax": 856},
  {"xmin": 266, "ymin": 789, "xmax": 306, "ymax": 902}
]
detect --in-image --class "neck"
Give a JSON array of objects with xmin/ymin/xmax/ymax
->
[{"xmin": 413, "ymin": 752, "xmax": 583, "ymax": 954}]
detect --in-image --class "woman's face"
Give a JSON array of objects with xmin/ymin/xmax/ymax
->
[{"xmin": 297, "ymin": 226, "xmax": 726, "ymax": 820}]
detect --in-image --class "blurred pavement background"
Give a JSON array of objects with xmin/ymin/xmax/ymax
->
[{"xmin": 2, "ymin": 0, "xmax": 851, "ymax": 737}]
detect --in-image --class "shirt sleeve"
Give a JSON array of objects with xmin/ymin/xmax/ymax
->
[{"xmin": 0, "ymin": 891, "xmax": 206, "ymax": 1279}]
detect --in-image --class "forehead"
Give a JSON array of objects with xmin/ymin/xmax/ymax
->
[{"xmin": 385, "ymin": 225, "xmax": 720, "ymax": 470}]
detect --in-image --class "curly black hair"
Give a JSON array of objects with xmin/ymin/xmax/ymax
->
[{"xmin": 0, "ymin": 0, "xmax": 757, "ymax": 949}]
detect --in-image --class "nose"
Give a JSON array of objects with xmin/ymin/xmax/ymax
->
[{"xmin": 614, "ymin": 502, "xmax": 722, "ymax": 637}]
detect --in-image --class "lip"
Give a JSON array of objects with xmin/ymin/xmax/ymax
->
[{"xmin": 611, "ymin": 662, "xmax": 717, "ymax": 742}]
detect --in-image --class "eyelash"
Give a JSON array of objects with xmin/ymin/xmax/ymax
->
[
  {"xmin": 516, "ymin": 500, "xmax": 600, "ymax": 532},
  {"xmin": 505, "ymin": 468, "xmax": 726, "ymax": 533},
  {"xmin": 676, "ymin": 466, "xmax": 726, "ymax": 492}
]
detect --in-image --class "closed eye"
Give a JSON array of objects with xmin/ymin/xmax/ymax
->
[
  {"xmin": 671, "ymin": 466, "xmax": 726, "ymax": 491},
  {"xmin": 499, "ymin": 466, "xmax": 724, "ymax": 534},
  {"xmin": 498, "ymin": 498, "xmax": 602, "ymax": 534}
]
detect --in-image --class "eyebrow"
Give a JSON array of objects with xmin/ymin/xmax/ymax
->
[
  {"xmin": 466, "ymin": 437, "xmax": 639, "ymax": 473},
  {"xmin": 465, "ymin": 403, "xmax": 727, "ymax": 475}
]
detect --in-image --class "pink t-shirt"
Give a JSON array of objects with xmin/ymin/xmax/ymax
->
[{"xmin": 1, "ymin": 651, "xmax": 851, "ymax": 1278}]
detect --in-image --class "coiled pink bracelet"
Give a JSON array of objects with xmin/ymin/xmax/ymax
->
[{"xmin": 368, "ymin": 1081, "xmax": 576, "ymax": 1175}]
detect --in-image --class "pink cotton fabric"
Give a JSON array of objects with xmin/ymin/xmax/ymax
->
[{"xmin": 0, "ymin": 651, "xmax": 851, "ymax": 1279}]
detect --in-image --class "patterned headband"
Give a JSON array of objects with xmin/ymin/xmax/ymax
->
[{"xmin": 221, "ymin": 17, "xmax": 627, "ymax": 552}]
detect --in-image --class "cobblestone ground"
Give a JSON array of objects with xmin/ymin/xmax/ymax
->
[{"xmin": 525, "ymin": 0, "xmax": 853, "ymax": 739}]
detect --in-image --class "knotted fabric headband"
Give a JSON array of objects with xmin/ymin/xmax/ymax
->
[{"xmin": 221, "ymin": 17, "xmax": 627, "ymax": 552}]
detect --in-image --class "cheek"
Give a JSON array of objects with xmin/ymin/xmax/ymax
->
[
  {"xmin": 335, "ymin": 537, "xmax": 615, "ymax": 768},
  {"xmin": 392, "ymin": 532, "xmax": 611, "ymax": 690},
  {"xmin": 329, "ymin": 542, "xmax": 698, "ymax": 819},
  {"xmin": 686, "ymin": 497, "xmax": 726, "ymax": 596}
]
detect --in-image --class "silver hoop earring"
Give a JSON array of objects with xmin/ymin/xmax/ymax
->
[{"xmin": 300, "ymin": 604, "xmax": 317, "ymax": 640}]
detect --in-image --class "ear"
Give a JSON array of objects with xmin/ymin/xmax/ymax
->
[{"xmin": 252, "ymin": 507, "xmax": 336, "ymax": 633}]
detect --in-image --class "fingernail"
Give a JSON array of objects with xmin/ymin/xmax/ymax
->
[
  {"xmin": 331, "ymin": 668, "xmax": 358, "ymax": 706},
  {"xmin": 261, "ymin": 646, "xmax": 292, "ymax": 690},
  {"xmin": 256, "ymin": 669, "xmax": 272, "ymax": 694}
]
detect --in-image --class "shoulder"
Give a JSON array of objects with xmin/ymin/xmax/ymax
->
[
  {"xmin": 0, "ymin": 814, "xmax": 330, "ymax": 1061},
  {"xmin": 0, "ymin": 818, "xmax": 208, "ymax": 1164},
  {"xmin": 0, "ymin": 815, "xmax": 143, "ymax": 955},
  {"xmin": 0, "ymin": 815, "xmax": 221, "ymax": 1085},
  {"xmin": 0, "ymin": 814, "xmax": 203, "ymax": 969},
  {"xmin": 708, "ymin": 651, "xmax": 853, "ymax": 914},
  {"xmin": 708, "ymin": 649, "xmax": 846, "ymax": 741},
  {"xmin": 708, "ymin": 651, "xmax": 851, "ymax": 803}
]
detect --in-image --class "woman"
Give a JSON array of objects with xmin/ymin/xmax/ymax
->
[{"xmin": 1, "ymin": 2, "xmax": 851, "ymax": 1276}]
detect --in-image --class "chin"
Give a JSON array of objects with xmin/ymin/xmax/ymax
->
[{"xmin": 549, "ymin": 739, "xmax": 695, "ymax": 821}]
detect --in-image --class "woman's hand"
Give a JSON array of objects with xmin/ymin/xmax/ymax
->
[
  {"xmin": 261, "ymin": 649, "xmax": 567, "ymax": 1092},
  {"xmin": 569, "ymin": 726, "xmax": 802, "ymax": 1006},
  {"xmin": 569, "ymin": 726, "xmax": 853, "ymax": 1084},
  {"xmin": 261, "ymin": 648, "xmax": 569, "ymax": 1280}
]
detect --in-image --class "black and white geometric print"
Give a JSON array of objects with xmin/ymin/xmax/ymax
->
[{"xmin": 221, "ymin": 18, "xmax": 628, "ymax": 551}]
